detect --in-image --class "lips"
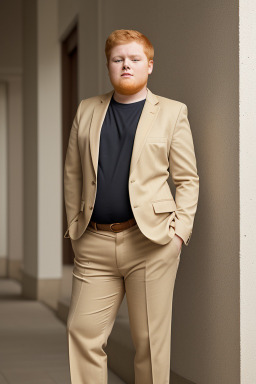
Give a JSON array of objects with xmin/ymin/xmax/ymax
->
[{"xmin": 121, "ymin": 73, "xmax": 133, "ymax": 76}]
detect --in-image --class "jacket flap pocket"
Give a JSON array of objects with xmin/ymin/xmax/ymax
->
[{"xmin": 152, "ymin": 199, "xmax": 176, "ymax": 213}]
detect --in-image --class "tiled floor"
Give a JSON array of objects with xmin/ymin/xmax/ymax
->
[{"xmin": 0, "ymin": 278, "xmax": 125, "ymax": 384}]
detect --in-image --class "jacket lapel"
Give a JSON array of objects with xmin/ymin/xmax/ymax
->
[
  {"xmin": 129, "ymin": 88, "xmax": 159, "ymax": 176},
  {"xmin": 89, "ymin": 87, "xmax": 160, "ymax": 178},
  {"xmin": 89, "ymin": 89, "xmax": 114, "ymax": 177}
]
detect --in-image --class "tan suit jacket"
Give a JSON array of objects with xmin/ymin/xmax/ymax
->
[{"xmin": 63, "ymin": 87, "xmax": 199, "ymax": 246}]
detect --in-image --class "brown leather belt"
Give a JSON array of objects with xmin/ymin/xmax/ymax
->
[{"xmin": 89, "ymin": 217, "xmax": 136, "ymax": 233}]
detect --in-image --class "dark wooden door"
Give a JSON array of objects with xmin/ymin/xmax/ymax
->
[{"xmin": 62, "ymin": 25, "xmax": 78, "ymax": 264}]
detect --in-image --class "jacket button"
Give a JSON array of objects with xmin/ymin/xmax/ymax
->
[
  {"xmin": 133, "ymin": 205, "xmax": 138, "ymax": 208},
  {"xmin": 92, "ymin": 180, "xmax": 96, "ymax": 185},
  {"xmin": 89, "ymin": 206, "xmax": 93, "ymax": 210},
  {"xmin": 130, "ymin": 180, "xmax": 135, "ymax": 183}
]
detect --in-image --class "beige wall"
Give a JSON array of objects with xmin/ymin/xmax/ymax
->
[
  {"xmin": 58, "ymin": 0, "xmax": 79, "ymax": 41},
  {"xmin": 0, "ymin": 0, "xmax": 23, "ymax": 71},
  {"xmin": 23, "ymin": 0, "xmax": 38, "ymax": 277},
  {"xmin": 0, "ymin": 0, "xmax": 23, "ymax": 279}
]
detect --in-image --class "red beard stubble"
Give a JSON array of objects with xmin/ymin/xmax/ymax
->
[{"xmin": 109, "ymin": 75, "xmax": 148, "ymax": 96}]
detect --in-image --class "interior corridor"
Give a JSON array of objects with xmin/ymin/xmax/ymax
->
[{"xmin": 0, "ymin": 278, "xmax": 125, "ymax": 384}]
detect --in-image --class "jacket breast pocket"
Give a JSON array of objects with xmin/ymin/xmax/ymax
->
[
  {"xmin": 152, "ymin": 199, "xmax": 176, "ymax": 213},
  {"xmin": 143, "ymin": 137, "xmax": 169, "ymax": 171}
]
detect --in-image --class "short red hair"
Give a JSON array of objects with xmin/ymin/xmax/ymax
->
[{"xmin": 105, "ymin": 29, "xmax": 154, "ymax": 65}]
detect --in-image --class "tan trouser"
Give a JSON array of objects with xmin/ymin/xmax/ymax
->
[{"xmin": 67, "ymin": 222, "xmax": 181, "ymax": 384}]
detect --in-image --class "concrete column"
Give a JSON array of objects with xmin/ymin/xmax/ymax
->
[
  {"xmin": 0, "ymin": 0, "xmax": 24, "ymax": 282},
  {"xmin": 8, "ymin": 78, "xmax": 23, "ymax": 281},
  {"xmin": 22, "ymin": 0, "xmax": 62, "ymax": 310},
  {"xmin": 240, "ymin": 0, "xmax": 256, "ymax": 382},
  {"xmin": 0, "ymin": 82, "xmax": 8, "ymax": 276}
]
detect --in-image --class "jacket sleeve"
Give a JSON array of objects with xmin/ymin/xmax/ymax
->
[
  {"xmin": 168, "ymin": 103, "xmax": 199, "ymax": 246},
  {"xmin": 63, "ymin": 100, "xmax": 83, "ymax": 236}
]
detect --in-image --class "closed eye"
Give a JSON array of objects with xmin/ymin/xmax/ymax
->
[{"xmin": 114, "ymin": 59, "xmax": 140, "ymax": 62}]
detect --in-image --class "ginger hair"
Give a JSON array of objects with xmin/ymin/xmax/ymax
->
[{"xmin": 105, "ymin": 29, "xmax": 154, "ymax": 65}]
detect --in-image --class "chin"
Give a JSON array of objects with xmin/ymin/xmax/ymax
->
[{"xmin": 112, "ymin": 79, "xmax": 148, "ymax": 95}]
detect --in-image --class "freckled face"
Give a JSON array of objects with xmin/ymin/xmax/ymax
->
[{"xmin": 107, "ymin": 41, "xmax": 153, "ymax": 95}]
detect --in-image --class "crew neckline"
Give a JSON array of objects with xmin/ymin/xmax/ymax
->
[{"xmin": 111, "ymin": 95, "xmax": 146, "ymax": 107}]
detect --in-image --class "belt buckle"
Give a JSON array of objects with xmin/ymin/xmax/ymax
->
[{"xmin": 110, "ymin": 222, "xmax": 121, "ymax": 233}]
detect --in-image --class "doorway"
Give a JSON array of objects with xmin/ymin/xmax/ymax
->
[{"xmin": 62, "ymin": 24, "xmax": 78, "ymax": 264}]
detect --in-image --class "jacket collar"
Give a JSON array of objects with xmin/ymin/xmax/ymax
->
[
  {"xmin": 89, "ymin": 87, "xmax": 160, "ymax": 178},
  {"xmin": 99, "ymin": 87, "xmax": 159, "ymax": 105}
]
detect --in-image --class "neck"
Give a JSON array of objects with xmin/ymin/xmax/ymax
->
[{"xmin": 113, "ymin": 87, "xmax": 148, "ymax": 104}]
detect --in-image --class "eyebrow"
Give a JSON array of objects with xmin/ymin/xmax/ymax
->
[{"xmin": 112, "ymin": 54, "xmax": 142, "ymax": 59}]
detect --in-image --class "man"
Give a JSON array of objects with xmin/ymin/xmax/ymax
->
[{"xmin": 64, "ymin": 29, "xmax": 199, "ymax": 384}]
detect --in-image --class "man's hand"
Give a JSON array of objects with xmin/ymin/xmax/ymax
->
[{"xmin": 173, "ymin": 234, "xmax": 183, "ymax": 252}]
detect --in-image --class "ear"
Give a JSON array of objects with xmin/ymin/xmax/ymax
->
[{"xmin": 148, "ymin": 60, "xmax": 154, "ymax": 74}]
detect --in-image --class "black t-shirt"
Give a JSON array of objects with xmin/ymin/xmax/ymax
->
[{"xmin": 91, "ymin": 95, "xmax": 146, "ymax": 223}]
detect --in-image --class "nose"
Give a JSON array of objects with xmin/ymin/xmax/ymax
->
[{"xmin": 122, "ymin": 58, "xmax": 130, "ymax": 69}]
